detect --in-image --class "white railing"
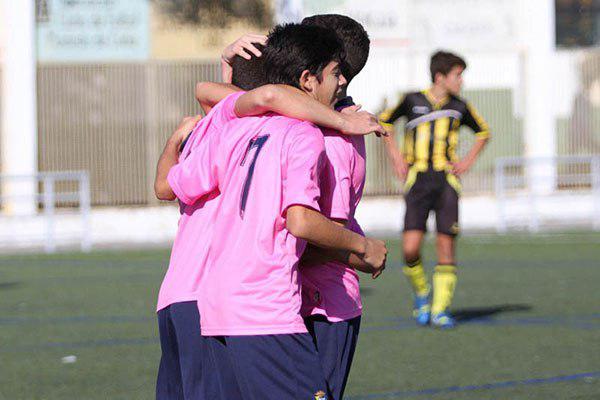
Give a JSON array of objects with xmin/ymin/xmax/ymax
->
[
  {"xmin": 495, "ymin": 155, "xmax": 600, "ymax": 233},
  {"xmin": 0, "ymin": 171, "xmax": 91, "ymax": 253}
]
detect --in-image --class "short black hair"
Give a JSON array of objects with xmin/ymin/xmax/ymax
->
[
  {"xmin": 430, "ymin": 50, "xmax": 467, "ymax": 83},
  {"xmin": 302, "ymin": 14, "xmax": 370, "ymax": 83},
  {"xmin": 262, "ymin": 23, "xmax": 344, "ymax": 89},
  {"xmin": 231, "ymin": 43, "xmax": 266, "ymax": 90}
]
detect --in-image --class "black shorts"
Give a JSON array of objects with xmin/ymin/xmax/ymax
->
[
  {"xmin": 156, "ymin": 302, "xmax": 218, "ymax": 400},
  {"xmin": 206, "ymin": 333, "xmax": 329, "ymax": 400},
  {"xmin": 403, "ymin": 169, "xmax": 460, "ymax": 236}
]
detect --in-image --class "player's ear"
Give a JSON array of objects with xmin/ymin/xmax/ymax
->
[
  {"xmin": 434, "ymin": 72, "xmax": 444, "ymax": 84},
  {"xmin": 299, "ymin": 69, "xmax": 316, "ymax": 94}
]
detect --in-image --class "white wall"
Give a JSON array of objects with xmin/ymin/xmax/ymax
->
[{"xmin": 0, "ymin": 0, "xmax": 37, "ymax": 215}]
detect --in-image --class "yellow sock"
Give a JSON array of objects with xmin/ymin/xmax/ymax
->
[
  {"xmin": 402, "ymin": 260, "xmax": 430, "ymax": 297},
  {"xmin": 431, "ymin": 265, "xmax": 457, "ymax": 315}
]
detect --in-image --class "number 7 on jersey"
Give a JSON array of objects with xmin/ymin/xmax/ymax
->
[{"xmin": 239, "ymin": 135, "xmax": 269, "ymax": 218}]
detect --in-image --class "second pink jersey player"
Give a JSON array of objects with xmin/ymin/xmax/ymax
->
[
  {"xmin": 168, "ymin": 95, "xmax": 327, "ymax": 336},
  {"xmin": 300, "ymin": 129, "xmax": 367, "ymax": 322},
  {"xmin": 156, "ymin": 92, "xmax": 241, "ymax": 312}
]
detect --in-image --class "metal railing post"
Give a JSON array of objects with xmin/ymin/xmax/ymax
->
[
  {"xmin": 79, "ymin": 172, "xmax": 92, "ymax": 252},
  {"xmin": 592, "ymin": 156, "xmax": 600, "ymax": 231},
  {"xmin": 495, "ymin": 158, "xmax": 507, "ymax": 234},
  {"xmin": 43, "ymin": 175, "xmax": 56, "ymax": 253},
  {"xmin": 528, "ymin": 158, "xmax": 540, "ymax": 233}
]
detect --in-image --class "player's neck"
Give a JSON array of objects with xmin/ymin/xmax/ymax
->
[
  {"xmin": 428, "ymin": 85, "xmax": 449, "ymax": 104},
  {"xmin": 337, "ymin": 87, "xmax": 348, "ymax": 100}
]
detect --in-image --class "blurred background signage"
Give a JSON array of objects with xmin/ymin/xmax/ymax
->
[{"xmin": 36, "ymin": 0, "xmax": 149, "ymax": 62}]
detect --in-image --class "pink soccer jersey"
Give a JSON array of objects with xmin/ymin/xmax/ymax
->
[
  {"xmin": 156, "ymin": 92, "xmax": 244, "ymax": 312},
  {"xmin": 300, "ymin": 129, "xmax": 367, "ymax": 322},
  {"xmin": 168, "ymin": 108, "xmax": 326, "ymax": 336}
]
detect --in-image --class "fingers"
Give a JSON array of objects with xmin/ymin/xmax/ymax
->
[
  {"xmin": 235, "ymin": 47, "xmax": 252, "ymax": 60},
  {"xmin": 373, "ymin": 123, "xmax": 388, "ymax": 137},
  {"xmin": 243, "ymin": 33, "xmax": 268, "ymax": 45},
  {"xmin": 372, "ymin": 265, "xmax": 385, "ymax": 279},
  {"xmin": 341, "ymin": 105, "xmax": 361, "ymax": 114},
  {"xmin": 239, "ymin": 34, "xmax": 267, "ymax": 56},
  {"xmin": 224, "ymin": 34, "xmax": 268, "ymax": 63},
  {"xmin": 246, "ymin": 43, "xmax": 263, "ymax": 57}
]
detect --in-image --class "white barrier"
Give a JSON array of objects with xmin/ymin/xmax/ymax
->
[
  {"xmin": 495, "ymin": 156, "xmax": 600, "ymax": 232},
  {"xmin": 0, "ymin": 171, "xmax": 91, "ymax": 253}
]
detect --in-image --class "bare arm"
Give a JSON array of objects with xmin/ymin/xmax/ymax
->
[
  {"xmin": 154, "ymin": 116, "xmax": 201, "ymax": 201},
  {"xmin": 236, "ymin": 84, "xmax": 385, "ymax": 135},
  {"xmin": 301, "ymin": 245, "xmax": 385, "ymax": 279},
  {"xmin": 194, "ymin": 81, "xmax": 384, "ymax": 136},
  {"xmin": 195, "ymin": 82, "xmax": 239, "ymax": 115},
  {"xmin": 221, "ymin": 58, "xmax": 233, "ymax": 86},
  {"xmin": 383, "ymin": 127, "xmax": 408, "ymax": 181},
  {"xmin": 287, "ymin": 206, "xmax": 387, "ymax": 270},
  {"xmin": 451, "ymin": 137, "xmax": 489, "ymax": 176},
  {"xmin": 300, "ymin": 218, "xmax": 384, "ymax": 278}
]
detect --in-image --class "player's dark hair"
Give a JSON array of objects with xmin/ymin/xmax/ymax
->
[
  {"xmin": 430, "ymin": 50, "xmax": 467, "ymax": 83},
  {"xmin": 301, "ymin": 14, "xmax": 370, "ymax": 83},
  {"xmin": 262, "ymin": 23, "xmax": 345, "ymax": 89},
  {"xmin": 231, "ymin": 43, "xmax": 267, "ymax": 90}
]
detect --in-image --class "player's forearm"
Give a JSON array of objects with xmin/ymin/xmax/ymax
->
[
  {"xmin": 154, "ymin": 137, "xmax": 180, "ymax": 201},
  {"xmin": 287, "ymin": 206, "xmax": 367, "ymax": 255},
  {"xmin": 236, "ymin": 84, "xmax": 345, "ymax": 130},
  {"xmin": 195, "ymin": 81, "xmax": 240, "ymax": 113},
  {"xmin": 221, "ymin": 58, "xmax": 233, "ymax": 84},
  {"xmin": 300, "ymin": 245, "xmax": 348, "ymax": 266},
  {"xmin": 383, "ymin": 132, "xmax": 405, "ymax": 164},
  {"xmin": 464, "ymin": 137, "xmax": 489, "ymax": 164},
  {"xmin": 300, "ymin": 245, "xmax": 374, "ymax": 273}
]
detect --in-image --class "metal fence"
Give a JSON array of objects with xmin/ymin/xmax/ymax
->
[
  {"xmin": 36, "ymin": 60, "xmax": 522, "ymax": 205},
  {"xmin": 0, "ymin": 171, "xmax": 91, "ymax": 253},
  {"xmin": 495, "ymin": 155, "xmax": 600, "ymax": 232},
  {"xmin": 34, "ymin": 51, "xmax": 600, "ymax": 206},
  {"xmin": 37, "ymin": 61, "xmax": 221, "ymax": 206}
]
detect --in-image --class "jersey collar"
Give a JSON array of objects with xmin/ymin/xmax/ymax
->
[{"xmin": 423, "ymin": 89, "xmax": 449, "ymax": 110}]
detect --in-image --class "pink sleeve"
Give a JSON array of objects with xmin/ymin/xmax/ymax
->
[
  {"xmin": 319, "ymin": 136, "xmax": 353, "ymax": 221},
  {"xmin": 213, "ymin": 91, "xmax": 245, "ymax": 126},
  {"xmin": 167, "ymin": 133, "xmax": 219, "ymax": 205},
  {"xmin": 282, "ymin": 124, "xmax": 325, "ymax": 213}
]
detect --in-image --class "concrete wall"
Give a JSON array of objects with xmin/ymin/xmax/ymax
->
[{"xmin": 1, "ymin": 194, "xmax": 598, "ymax": 253}]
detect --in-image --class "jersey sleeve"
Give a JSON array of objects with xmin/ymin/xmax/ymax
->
[
  {"xmin": 281, "ymin": 123, "xmax": 326, "ymax": 214},
  {"xmin": 213, "ymin": 91, "xmax": 245, "ymax": 126},
  {"xmin": 319, "ymin": 135, "xmax": 353, "ymax": 221},
  {"xmin": 167, "ymin": 132, "xmax": 220, "ymax": 205},
  {"xmin": 379, "ymin": 95, "xmax": 409, "ymax": 129},
  {"xmin": 461, "ymin": 102, "xmax": 490, "ymax": 139}
]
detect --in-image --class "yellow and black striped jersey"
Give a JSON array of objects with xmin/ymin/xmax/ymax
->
[{"xmin": 380, "ymin": 89, "xmax": 490, "ymax": 172}]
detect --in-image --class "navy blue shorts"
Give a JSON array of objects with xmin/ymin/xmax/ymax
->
[
  {"xmin": 304, "ymin": 315, "xmax": 362, "ymax": 400},
  {"xmin": 156, "ymin": 301, "xmax": 217, "ymax": 400},
  {"xmin": 207, "ymin": 333, "xmax": 329, "ymax": 400}
]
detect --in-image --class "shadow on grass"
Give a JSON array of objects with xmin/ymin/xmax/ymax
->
[
  {"xmin": 452, "ymin": 304, "xmax": 532, "ymax": 322},
  {"xmin": 0, "ymin": 281, "xmax": 21, "ymax": 290},
  {"xmin": 359, "ymin": 287, "xmax": 375, "ymax": 296}
]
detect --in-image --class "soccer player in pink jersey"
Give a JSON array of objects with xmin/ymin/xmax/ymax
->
[
  {"xmin": 193, "ymin": 18, "xmax": 381, "ymax": 399},
  {"xmin": 153, "ymin": 25, "xmax": 386, "ymax": 399},
  {"xmin": 210, "ymin": 17, "xmax": 379, "ymax": 399}
]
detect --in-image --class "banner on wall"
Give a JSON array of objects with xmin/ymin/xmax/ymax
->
[
  {"xmin": 36, "ymin": 0, "xmax": 149, "ymax": 62},
  {"xmin": 276, "ymin": 0, "xmax": 518, "ymax": 50}
]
